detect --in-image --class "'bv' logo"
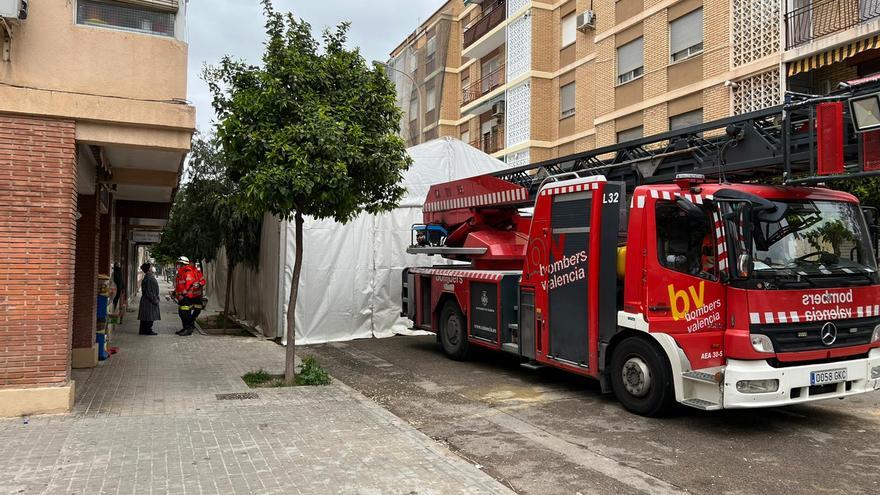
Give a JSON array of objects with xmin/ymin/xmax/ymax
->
[{"xmin": 668, "ymin": 281, "xmax": 705, "ymax": 321}]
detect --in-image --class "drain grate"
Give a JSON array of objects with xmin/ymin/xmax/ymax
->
[{"xmin": 216, "ymin": 392, "xmax": 259, "ymax": 400}]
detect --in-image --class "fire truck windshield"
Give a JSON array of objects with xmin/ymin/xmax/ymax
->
[{"xmin": 727, "ymin": 200, "xmax": 878, "ymax": 287}]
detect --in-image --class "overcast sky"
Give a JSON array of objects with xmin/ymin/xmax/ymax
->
[{"xmin": 186, "ymin": 0, "xmax": 441, "ymax": 132}]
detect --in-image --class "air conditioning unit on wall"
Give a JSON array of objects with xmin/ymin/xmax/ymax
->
[
  {"xmin": 492, "ymin": 101, "xmax": 505, "ymax": 117},
  {"xmin": 0, "ymin": 0, "xmax": 27, "ymax": 20},
  {"xmin": 577, "ymin": 10, "xmax": 596, "ymax": 31}
]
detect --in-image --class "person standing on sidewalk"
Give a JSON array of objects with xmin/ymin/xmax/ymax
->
[
  {"xmin": 111, "ymin": 262, "xmax": 125, "ymax": 310},
  {"xmin": 137, "ymin": 263, "xmax": 160, "ymax": 336},
  {"xmin": 189, "ymin": 262, "xmax": 207, "ymax": 327},
  {"xmin": 172, "ymin": 256, "xmax": 205, "ymax": 336}
]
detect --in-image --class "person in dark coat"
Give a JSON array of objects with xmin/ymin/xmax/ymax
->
[
  {"xmin": 111, "ymin": 263, "xmax": 125, "ymax": 310},
  {"xmin": 137, "ymin": 263, "xmax": 160, "ymax": 336}
]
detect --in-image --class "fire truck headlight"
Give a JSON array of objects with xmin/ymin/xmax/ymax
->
[
  {"xmin": 736, "ymin": 379, "xmax": 779, "ymax": 394},
  {"xmin": 871, "ymin": 324, "xmax": 880, "ymax": 343},
  {"xmin": 750, "ymin": 334, "xmax": 774, "ymax": 353}
]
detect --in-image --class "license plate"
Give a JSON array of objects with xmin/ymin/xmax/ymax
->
[{"xmin": 810, "ymin": 368, "xmax": 847, "ymax": 386}]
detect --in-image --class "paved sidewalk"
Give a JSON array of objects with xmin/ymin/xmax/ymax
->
[{"xmin": 0, "ymin": 284, "xmax": 513, "ymax": 495}]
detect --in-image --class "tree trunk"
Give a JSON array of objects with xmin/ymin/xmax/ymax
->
[
  {"xmin": 284, "ymin": 210, "xmax": 304, "ymax": 385},
  {"xmin": 231, "ymin": 271, "xmax": 238, "ymax": 315},
  {"xmin": 223, "ymin": 260, "xmax": 234, "ymax": 331}
]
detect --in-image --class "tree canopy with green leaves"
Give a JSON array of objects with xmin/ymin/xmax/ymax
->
[
  {"xmin": 152, "ymin": 135, "xmax": 225, "ymax": 264},
  {"xmin": 154, "ymin": 133, "xmax": 262, "ymax": 321},
  {"xmin": 205, "ymin": 0, "xmax": 411, "ymax": 383}
]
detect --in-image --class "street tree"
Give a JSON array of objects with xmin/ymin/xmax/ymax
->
[
  {"xmin": 216, "ymin": 194, "xmax": 262, "ymax": 327},
  {"xmin": 204, "ymin": 0, "xmax": 411, "ymax": 383},
  {"xmin": 154, "ymin": 134, "xmax": 262, "ymax": 322},
  {"xmin": 153, "ymin": 148, "xmax": 224, "ymax": 266}
]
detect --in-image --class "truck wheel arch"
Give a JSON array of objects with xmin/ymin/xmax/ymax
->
[{"xmin": 603, "ymin": 329, "xmax": 691, "ymax": 403}]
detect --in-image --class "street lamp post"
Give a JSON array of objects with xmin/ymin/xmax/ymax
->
[{"xmin": 373, "ymin": 60, "xmax": 423, "ymax": 146}]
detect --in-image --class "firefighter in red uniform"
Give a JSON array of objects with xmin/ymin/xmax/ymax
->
[
  {"xmin": 171, "ymin": 256, "xmax": 205, "ymax": 336},
  {"xmin": 189, "ymin": 262, "xmax": 207, "ymax": 328}
]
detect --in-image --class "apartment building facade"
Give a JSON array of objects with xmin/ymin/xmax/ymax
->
[
  {"xmin": 0, "ymin": 0, "xmax": 195, "ymax": 416},
  {"xmin": 784, "ymin": 0, "xmax": 880, "ymax": 95},
  {"xmin": 389, "ymin": 0, "xmax": 880, "ymax": 166}
]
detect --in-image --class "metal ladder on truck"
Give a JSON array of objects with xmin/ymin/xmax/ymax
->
[{"xmin": 489, "ymin": 79, "xmax": 880, "ymax": 204}]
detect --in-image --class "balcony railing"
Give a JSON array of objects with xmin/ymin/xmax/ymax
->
[
  {"xmin": 462, "ymin": 63, "xmax": 506, "ymax": 105},
  {"xmin": 463, "ymin": 0, "xmax": 506, "ymax": 49},
  {"xmin": 470, "ymin": 128, "xmax": 505, "ymax": 154},
  {"xmin": 785, "ymin": 0, "xmax": 880, "ymax": 49}
]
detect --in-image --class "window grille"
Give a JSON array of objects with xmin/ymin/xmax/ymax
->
[
  {"xmin": 77, "ymin": 0, "xmax": 176, "ymax": 38},
  {"xmin": 505, "ymin": 82, "xmax": 531, "ymax": 146},
  {"xmin": 505, "ymin": 150, "xmax": 530, "ymax": 167},
  {"xmin": 732, "ymin": 0, "xmax": 779, "ymax": 67},
  {"xmin": 732, "ymin": 69, "xmax": 781, "ymax": 115}
]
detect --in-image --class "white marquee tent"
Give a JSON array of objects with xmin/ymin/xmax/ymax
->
[{"xmin": 204, "ymin": 138, "xmax": 507, "ymax": 345}]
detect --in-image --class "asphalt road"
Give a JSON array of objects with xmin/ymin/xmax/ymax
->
[{"xmin": 304, "ymin": 335, "xmax": 880, "ymax": 495}]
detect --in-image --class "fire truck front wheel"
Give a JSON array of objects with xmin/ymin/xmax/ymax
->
[
  {"xmin": 439, "ymin": 301, "xmax": 470, "ymax": 361},
  {"xmin": 610, "ymin": 337, "xmax": 675, "ymax": 416}
]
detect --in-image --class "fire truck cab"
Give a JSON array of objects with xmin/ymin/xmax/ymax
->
[{"xmin": 402, "ymin": 83, "xmax": 880, "ymax": 416}]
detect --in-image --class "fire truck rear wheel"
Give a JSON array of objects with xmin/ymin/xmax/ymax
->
[
  {"xmin": 439, "ymin": 301, "xmax": 470, "ymax": 361},
  {"xmin": 610, "ymin": 337, "xmax": 674, "ymax": 417}
]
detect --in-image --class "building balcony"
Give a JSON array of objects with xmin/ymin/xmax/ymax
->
[
  {"xmin": 785, "ymin": 0, "xmax": 880, "ymax": 49},
  {"xmin": 464, "ymin": 0, "xmax": 506, "ymax": 49},
  {"xmin": 470, "ymin": 127, "xmax": 505, "ymax": 155},
  {"xmin": 463, "ymin": 0, "xmax": 507, "ymax": 60},
  {"xmin": 462, "ymin": 63, "xmax": 506, "ymax": 105}
]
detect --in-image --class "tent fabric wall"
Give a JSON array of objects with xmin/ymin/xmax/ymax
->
[
  {"xmin": 208, "ymin": 138, "xmax": 507, "ymax": 345},
  {"xmin": 203, "ymin": 213, "xmax": 282, "ymax": 337},
  {"xmin": 281, "ymin": 137, "xmax": 507, "ymax": 345}
]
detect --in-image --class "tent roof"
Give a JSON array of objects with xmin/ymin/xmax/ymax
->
[{"xmin": 401, "ymin": 137, "xmax": 506, "ymax": 206}]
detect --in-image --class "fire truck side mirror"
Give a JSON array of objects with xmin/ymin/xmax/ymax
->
[{"xmin": 736, "ymin": 253, "xmax": 753, "ymax": 278}]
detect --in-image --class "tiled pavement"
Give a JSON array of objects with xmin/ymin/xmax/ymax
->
[{"xmin": 0, "ymin": 285, "xmax": 513, "ymax": 495}]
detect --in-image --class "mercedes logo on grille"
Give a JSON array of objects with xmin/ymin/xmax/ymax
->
[{"xmin": 821, "ymin": 322, "xmax": 838, "ymax": 346}]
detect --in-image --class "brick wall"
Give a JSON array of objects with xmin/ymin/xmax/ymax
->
[
  {"xmin": 0, "ymin": 114, "xmax": 77, "ymax": 389},
  {"xmin": 643, "ymin": 103, "xmax": 669, "ymax": 137},
  {"xmin": 643, "ymin": 9, "xmax": 669, "ymax": 100},
  {"xmin": 72, "ymin": 193, "xmax": 99, "ymax": 351},
  {"xmin": 703, "ymin": 84, "xmax": 731, "ymax": 124},
  {"xmin": 703, "ymin": 0, "xmax": 730, "ymax": 80},
  {"xmin": 531, "ymin": 78, "xmax": 555, "ymax": 142}
]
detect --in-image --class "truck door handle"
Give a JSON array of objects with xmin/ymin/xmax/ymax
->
[{"xmin": 649, "ymin": 305, "xmax": 671, "ymax": 312}]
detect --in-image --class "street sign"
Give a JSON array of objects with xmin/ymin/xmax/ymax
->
[{"xmin": 130, "ymin": 230, "xmax": 160, "ymax": 244}]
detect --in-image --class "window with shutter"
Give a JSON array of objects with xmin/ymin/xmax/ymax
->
[
  {"xmin": 617, "ymin": 126, "xmax": 643, "ymax": 143},
  {"xmin": 560, "ymin": 82, "xmax": 576, "ymax": 118},
  {"xmin": 426, "ymin": 86, "xmax": 436, "ymax": 112},
  {"xmin": 669, "ymin": 109, "xmax": 703, "ymax": 131},
  {"xmin": 561, "ymin": 14, "xmax": 576, "ymax": 47},
  {"xmin": 617, "ymin": 37, "xmax": 644, "ymax": 85},
  {"xmin": 410, "ymin": 93, "xmax": 419, "ymax": 122},
  {"xmin": 670, "ymin": 9, "xmax": 703, "ymax": 62}
]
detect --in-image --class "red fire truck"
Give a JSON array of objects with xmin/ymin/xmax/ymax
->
[{"xmin": 401, "ymin": 80, "xmax": 880, "ymax": 416}]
